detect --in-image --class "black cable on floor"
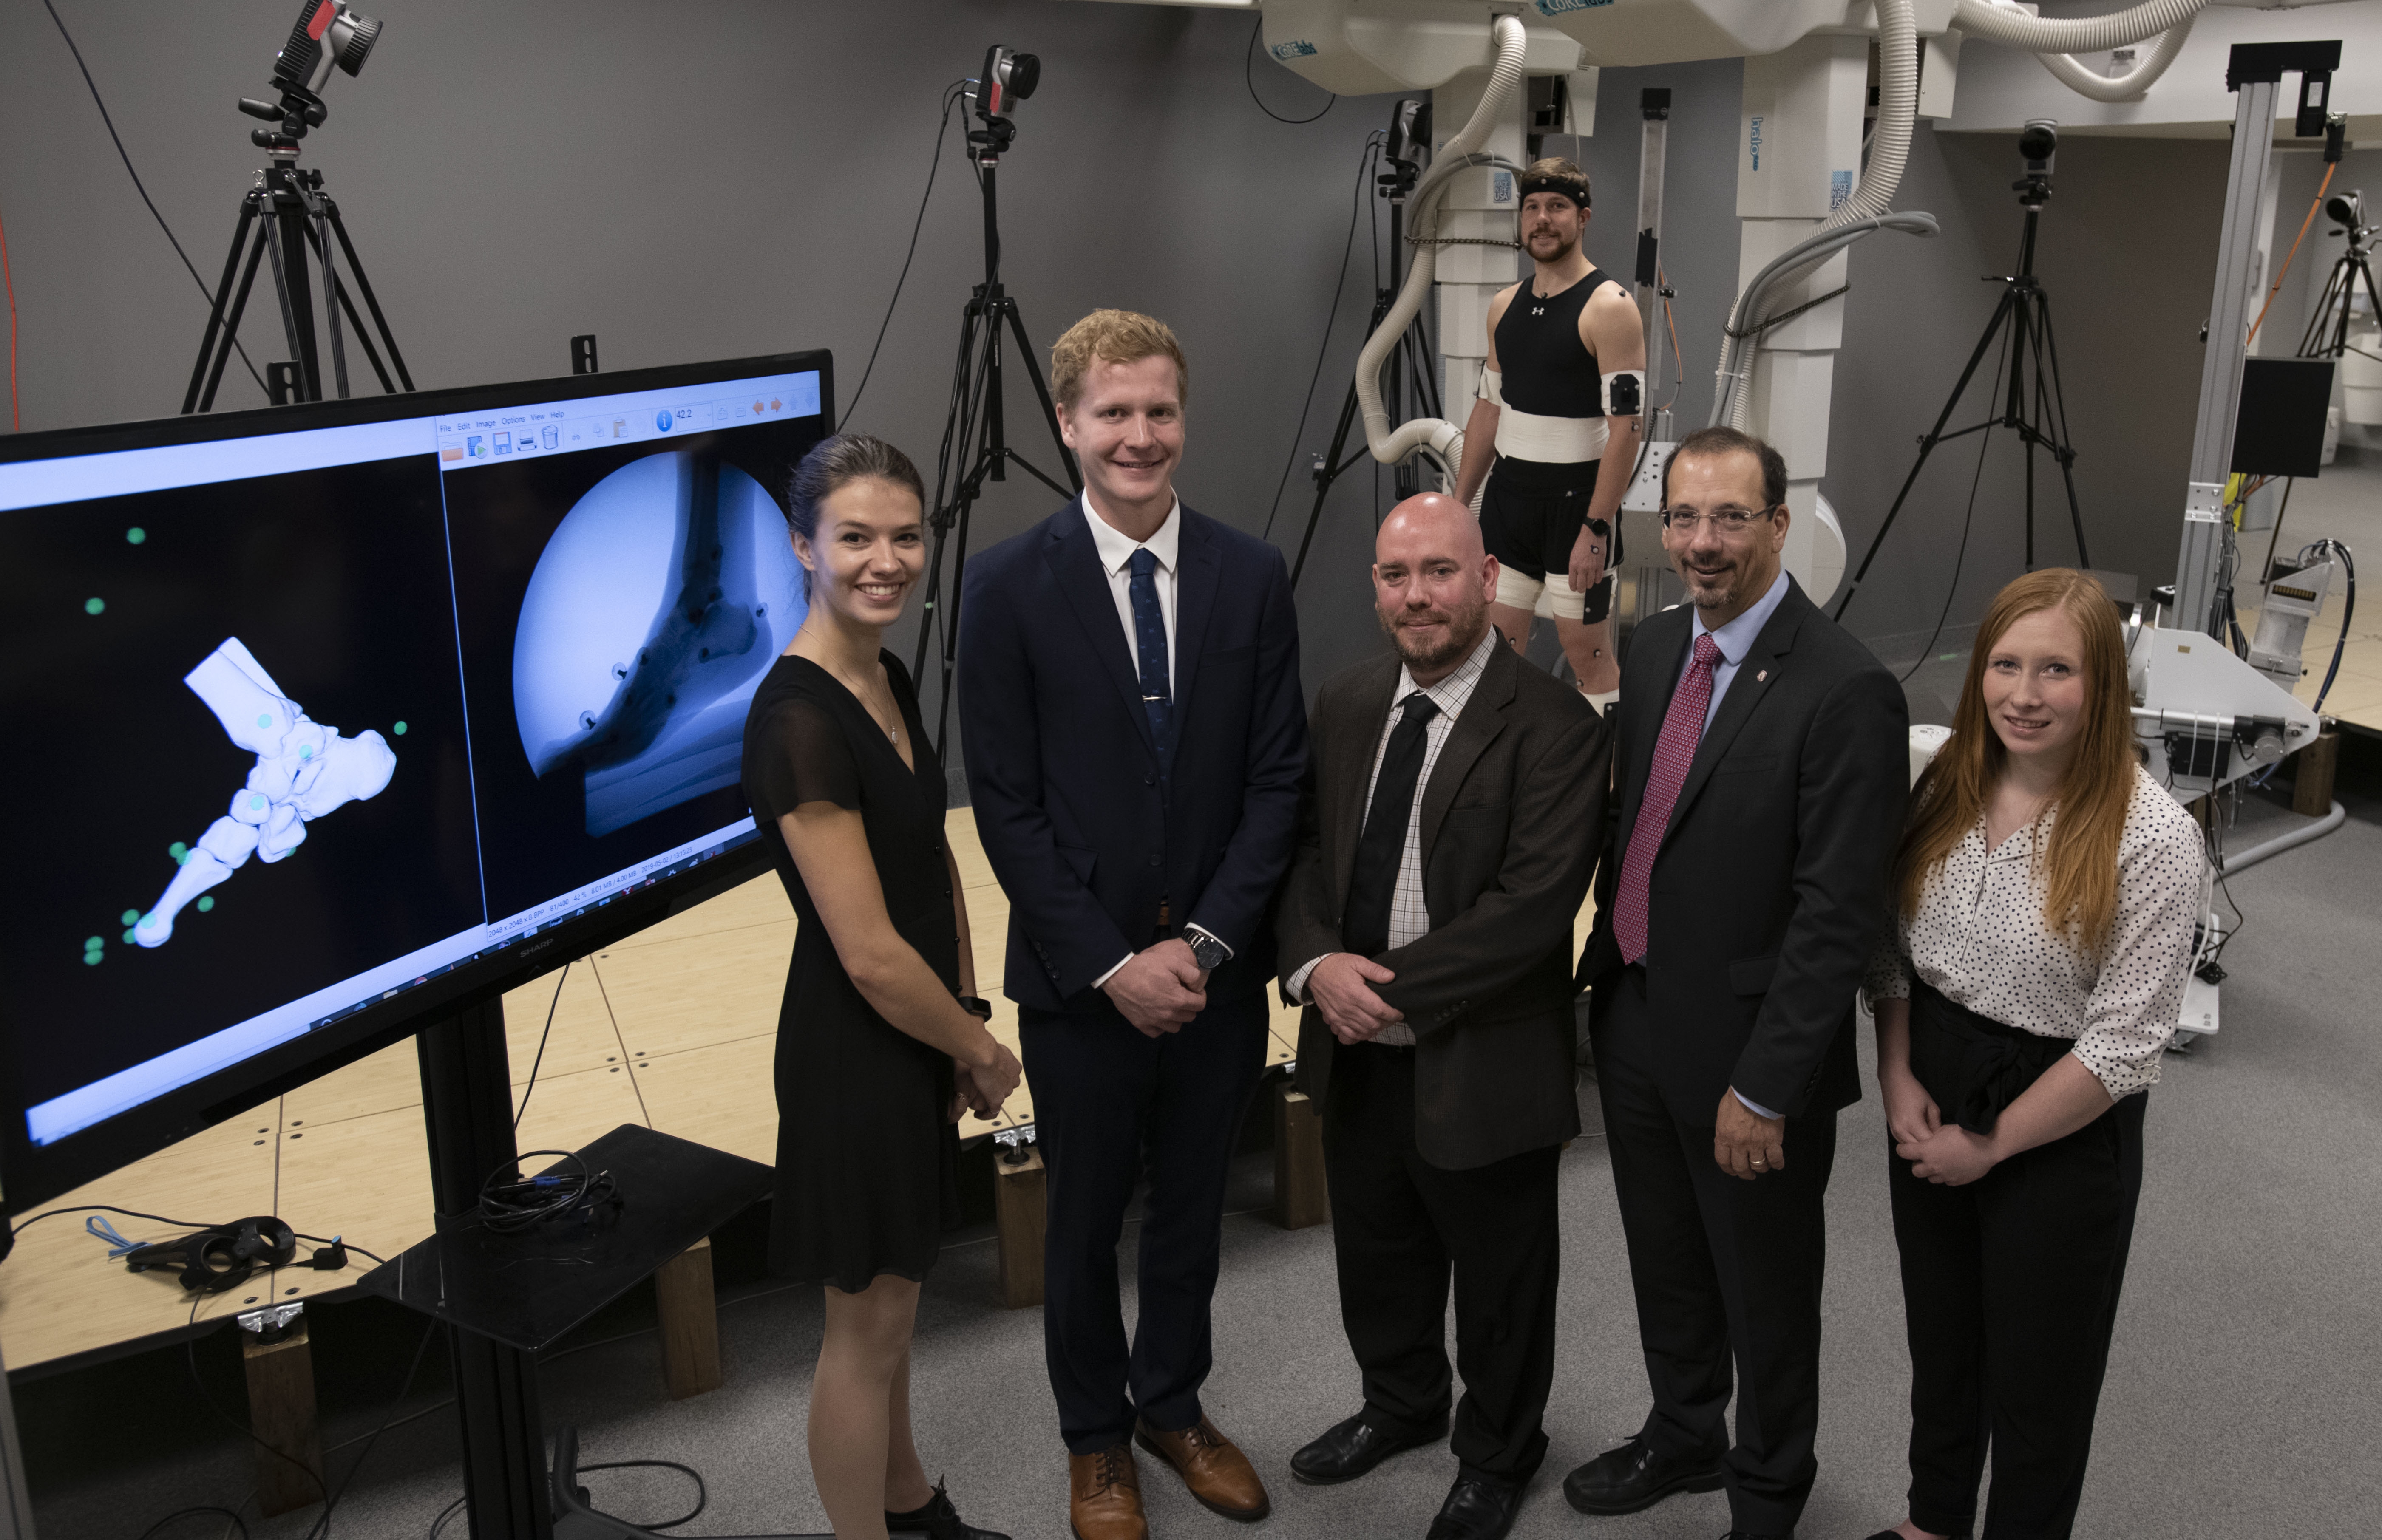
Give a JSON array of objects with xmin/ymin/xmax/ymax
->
[
  {"xmin": 513, "ymin": 959, "xmax": 574, "ymax": 1130},
  {"xmin": 299, "ymin": 1319, "xmax": 444, "ymax": 1540},
  {"xmin": 39, "ymin": 0, "xmax": 267, "ymax": 397},
  {"xmin": 578, "ymin": 1459, "xmax": 708, "ymax": 1531},
  {"xmin": 135, "ymin": 1509, "xmax": 251, "ymax": 1540}
]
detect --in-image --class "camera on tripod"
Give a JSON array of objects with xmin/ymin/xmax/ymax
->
[
  {"xmin": 2325, "ymin": 189, "xmax": 2369, "ymax": 241},
  {"xmin": 966, "ymin": 45, "xmax": 1041, "ymax": 164},
  {"xmin": 236, "ymin": 1, "xmax": 383, "ymax": 153},
  {"xmin": 2013, "ymin": 118, "xmax": 2057, "ymax": 207}
]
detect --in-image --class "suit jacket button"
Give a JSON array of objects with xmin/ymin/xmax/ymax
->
[
  {"xmin": 1149, "ymin": 853, "xmax": 1161, "ymax": 866},
  {"xmin": 1145, "ymin": 775, "xmax": 1156, "ymax": 786}
]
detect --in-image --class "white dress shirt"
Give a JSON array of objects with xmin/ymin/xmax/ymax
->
[
  {"xmin": 1863, "ymin": 764, "xmax": 2206, "ymax": 1097},
  {"xmin": 1672, "ymin": 568, "xmax": 1792, "ymax": 1119},
  {"xmin": 1081, "ymin": 493, "xmax": 1180, "ymax": 696},
  {"xmin": 1080, "ymin": 492, "xmax": 1229, "ymax": 987},
  {"xmin": 1287, "ymin": 628, "xmax": 1500, "ymax": 1047}
]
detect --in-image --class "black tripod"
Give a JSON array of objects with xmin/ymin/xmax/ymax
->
[
  {"xmin": 1288, "ymin": 102, "xmax": 1442, "ymax": 589},
  {"xmin": 2295, "ymin": 207, "xmax": 2382, "ymax": 362},
  {"xmin": 183, "ymin": 91, "xmax": 411, "ymax": 412},
  {"xmin": 1835, "ymin": 170, "xmax": 2090, "ymax": 621},
  {"xmin": 910, "ymin": 91, "xmax": 1080, "ymax": 754}
]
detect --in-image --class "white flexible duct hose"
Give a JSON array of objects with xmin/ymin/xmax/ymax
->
[
  {"xmin": 1356, "ymin": 12, "xmax": 1528, "ymax": 468},
  {"xmin": 1711, "ymin": 212, "xmax": 1942, "ymax": 430},
  {"xmin": 2032, "ymin": 8, "xmax": 2197, "ymax": 101},
  {"xmin": 1950, "ymin": 0, "xmax": 2205, "ymax": 53}
]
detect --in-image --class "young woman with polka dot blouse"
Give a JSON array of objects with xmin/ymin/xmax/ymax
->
[{"xmin": 1859, "ymin": 569, "xmax": 2206, "ymax": 1540}]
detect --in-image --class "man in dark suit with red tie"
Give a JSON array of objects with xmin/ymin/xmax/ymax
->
[
  {"xmin": 1566, "ymin": 427, "xmax": 1907, "ymax": 1540},
  {"xmin": 959, "ymin": 311, "xmax": 1307, "ymax": 1540}
]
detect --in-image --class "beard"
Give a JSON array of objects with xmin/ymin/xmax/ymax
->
[
  {"xmin": 1674, "ymin": 552, "xmax": 1746, "ymax": 611},
  {"xmin": 1377, "ymin": 593, "xmax": 1489, "ymax": 673},
  {"xmin": 1526, "ymin": 226, "xmax": 1579, "ymax": 265}
]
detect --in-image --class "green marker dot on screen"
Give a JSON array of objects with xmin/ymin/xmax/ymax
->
[
  {"xmin": 122, "ymin": 929, "xmax": 136, "ymax": 945},
  {"xmin": 299, "ymin": 745, "xmax": 312, "ymax": 760},
  {"xmin": 120, "ymin": 909, "xmax": 139, "ymax": 926},
  {"xmin": 258, "ymin": 713, "xmax": 272, "ymax": 729},
  {"xmin": 250, "ymin": 794, "xmax": 266, "ymax": 811},
  {"xmin": 393, "ymin": 720, "xmax": 408, "ymax": 736},
  {"xmin": 197, "ymin": 896, "xmax": 215, "ymax": 912},
  {"xmin": 85, "ymin": 597, "xmax": 105, "ymax": 615},
  {"xmin": 84, "ymin": 952, "xmax": 103, "ymax": 966},
  {"xmin": 170, "ymin": 841, "xmax": 190, "ymax": 862},
  {"xmin": 85, "ymin": 935, "xmax": 103, "ymax": 950},
  {"xmin": 126, "ymin": 527, "xmax": 147, "ymax": 544}
]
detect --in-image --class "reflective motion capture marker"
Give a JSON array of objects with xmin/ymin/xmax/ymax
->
[
  {"xmin": 85, "ymin": 598, "xmax": 105, "ymax": 615},
  {"xmin": 127, "ymin": 527, "xmax": 147, "ymax": 544},
  {"xmin": 393, "ymin": 720, "xmax": 407, "ymax": 735},
  {"xmin": 197, "ymin": 896, "xmax": 216, "ymax": 912}
]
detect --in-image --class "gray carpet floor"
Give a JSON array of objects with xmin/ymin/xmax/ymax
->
[{"xmin": 25, "ymin": 787, "xmax": 2382, "ymax": 1540}]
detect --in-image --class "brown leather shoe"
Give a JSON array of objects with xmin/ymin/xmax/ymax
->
[
  {"xmin": 1134, "ymin": 1415, "xmax": 1272, "ymax": 1522},
  {"xmin": 1068, "ymin": 1445, "xmax": 1148, "ymax": 1540}
]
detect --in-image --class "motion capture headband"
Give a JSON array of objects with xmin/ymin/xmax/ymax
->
[{"xmin": 1516, "ymin": 171, "xmax": 1589, "ymax": 209}]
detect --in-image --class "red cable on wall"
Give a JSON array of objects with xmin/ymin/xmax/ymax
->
[{"xmin": 0, "ymin": 195, "xmax": 17, "ymax": 432}]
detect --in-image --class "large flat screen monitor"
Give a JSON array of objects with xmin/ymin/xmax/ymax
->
[{"xmin": 0, "ymin": 352, "xmax": 831, "ymax": 1213}]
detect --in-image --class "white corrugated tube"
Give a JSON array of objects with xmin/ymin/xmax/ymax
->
[
  {"xmin": 1355, "ymin": 12, "xmax": 1528, "ymax": 470},
  {"xmin": 2032, "ymin": 11, "xmax": 2198, "ymax": 102},
  {"xmin": 1950, "ymin": 0, "xmax": 2205, "ymax": 54}
]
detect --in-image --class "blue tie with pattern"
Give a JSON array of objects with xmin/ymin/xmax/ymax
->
[{"xmin": 1128, "ymin": 547, "xmax": 1173, "ymax": 761}]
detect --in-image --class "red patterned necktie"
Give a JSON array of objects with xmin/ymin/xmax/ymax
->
[{"xmin": 1614, "ymin": 632, "xmax": 1724, "ymax": 965}]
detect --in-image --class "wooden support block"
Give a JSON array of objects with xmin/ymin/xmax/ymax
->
[
  {"xmin": 654, "ymin": 1237, "xmax": 721, "ymax": 1400},
  {"xmin": 1273, "ymin": 1086, "xmax": 1329, "ymax": 1231},
  {"xmin": 241, "ymin": 1317, "xmax": 325, "ymax": 1518},
  {"xmin": 2294, "ymin": 726, "xmax": 2342, "ymax": 817},
  {"xmin": 993, "ymin": 1147, "xmax": 1047, "ymax": 1310}
]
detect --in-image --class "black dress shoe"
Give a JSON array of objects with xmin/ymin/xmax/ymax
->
[
  {"xmin": 1560, "ymin": 1435, "xmax": 1725, "ymax": 1515},
  {"xmin": 1425, "ymin": 1475, "xmax": 1523, "ymax": 1540},
  {"xmin": 885, "ymin": 1481, "xmax": 1010, "ymax": 1540},
  {"xmin": 1289, "ymin": 1410, "xmax": 1449, "ymax": 1485}
]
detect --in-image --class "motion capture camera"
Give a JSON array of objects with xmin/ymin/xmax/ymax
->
[
  {"xmin": 2013, "ymin": 118, "xmax": 2057, "ymax": 208},
  {"xmin": 2326, "ymin": 188, "xmax": 2365, "ymax": 233},
  {"xmin": 965, "ymin": 44, "xmax": 1041, "ymax": 164},
  {"xmin": 237, "ymin": 1, "xmax": 384, "ymax": 152},
  {"xmin": 1380, "ymin": 98, "xmax": 1432, "ymax": 201}
]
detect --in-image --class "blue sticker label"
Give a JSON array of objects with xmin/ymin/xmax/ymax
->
[
  {"xmin": 1830, "ymin": 169, "xmax": 1854, "ymax": 210},
  {"xmin": 1270, "ymin": 38, "xmax": 1318, "ymax": 59},
  {"xmin": 1747, "ymin": 115, "xmax": 1764, "ymax": 171},
  {"xmin": 1493, "ymin": 170, "xmax": 1514, "ymax": 204},
  {"xmin": 1533, "ymin": 0, "xmax": 1614, "ymax": 13}
]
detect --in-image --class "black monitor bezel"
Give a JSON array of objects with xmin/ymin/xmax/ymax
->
[{"xmin": 0, "ymin": 348, "xmax": 831, "ymax": 1216}]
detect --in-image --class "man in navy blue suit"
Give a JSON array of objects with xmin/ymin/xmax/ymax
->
[{"xmin": 959, "ymin": 310, "xmax": 1307, "ymax": 1540}]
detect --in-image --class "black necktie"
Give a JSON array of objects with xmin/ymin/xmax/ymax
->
[
  {"xmin": 1344, "ymin": 692, "xmax": 1440, "ymax": 958},
  {"xmin": 1128, "ymin": 548, "xmax": 1174, "ymax": 761}
]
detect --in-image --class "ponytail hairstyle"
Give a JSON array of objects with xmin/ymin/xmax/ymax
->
[
  {"xmin": 1893, "ymin": 568, "xmax": 2138, "ymax": 954},
  {"xmin": 784, "ymin": 432, "xmax": 925, "ymax": 599}
]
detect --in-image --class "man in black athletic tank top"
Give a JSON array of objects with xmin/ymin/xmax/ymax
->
[{"xmin": 1452, "ymin": 159, "xmax": 1645, "ymax": 709}]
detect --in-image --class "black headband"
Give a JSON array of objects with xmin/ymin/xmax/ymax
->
[{"xmin": 1516, "ymin": 173, "xmax": 1588, "ymax": 209}]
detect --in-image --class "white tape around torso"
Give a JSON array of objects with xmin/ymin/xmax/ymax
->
[{"xmin": 1494, "ymin": 403, "xmax": 1607, "ymax": 464}]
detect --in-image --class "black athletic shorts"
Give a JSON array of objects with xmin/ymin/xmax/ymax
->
[{"xmin": 1480, "ymin": 455, "xmax": 1618, "ymax": 623}]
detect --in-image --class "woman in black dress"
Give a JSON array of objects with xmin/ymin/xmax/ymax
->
[{"xmin": 741, "ymin": 433, "xmax": 1022, "ymax": 1540}]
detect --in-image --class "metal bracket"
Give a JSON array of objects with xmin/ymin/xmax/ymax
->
[
  {"xmin": 2185, "ymin": 481, "xmax": 2226, "ymax": 524},
  {"xmin": 237, "ymin": 1301, "xmax": 305, "ymax": 1342}
]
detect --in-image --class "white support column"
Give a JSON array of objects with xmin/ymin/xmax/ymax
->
[
  {"xmin": 1433, "ymin": 68, "xmax": 1526, "ymax": 435},
  {"xmin": 1736, "ymin": 36, "xmax": 1868, "ymax": 588}
]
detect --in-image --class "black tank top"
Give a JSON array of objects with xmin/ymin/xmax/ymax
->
[{"xmin": 1494, "ymin": 267, "xmax": 1616, "ymax": 419}]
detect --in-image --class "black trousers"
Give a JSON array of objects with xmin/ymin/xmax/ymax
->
[
  {"xmin": 1320, "ymin": 1041, "xmax": 1562, "ymax": 1487},
  {"xmin": 1019, "ymin": 991, "xmax": 1269, "ymax": 1454},
  {"xmin": 1890, "ymin": 1086, "xmax": 2148, "ymax": 1540},
  {"xmin": 1592, "ymin": 965, "xmax": 1838, "ymax": 1536}
]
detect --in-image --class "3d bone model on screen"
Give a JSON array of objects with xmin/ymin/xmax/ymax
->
[{"xmin": 133, "ymin": 637, "xmax": 398, "ymax": 948}]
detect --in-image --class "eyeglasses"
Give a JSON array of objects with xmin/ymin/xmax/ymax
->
[{"xmin": 1659, "ymin": 504, "xmax": 1778, "ymax": 533}]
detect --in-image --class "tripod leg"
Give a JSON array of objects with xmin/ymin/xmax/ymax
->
[
  {"xmin": 913, "ymin": 300, "xmax": 992, "ymax": 688},
  {"xmin": 1292, "ymin": 385, "xmax": 1366, "ymax": 588},
  {"xmin": 1003, "ymin": 298, "xmax": 1082, "ymax": 493},
  {"xmin": 199, "ymin": 232, "xmax": 272, "ymax": 413},
  {"xmin": 1835, "ymin": 287, "xmax": 2022, "ymax": 619},
  {"xmin": 303, "ymin": 217, "xmax": 393, "ymax": 393},
  {"xmin": 270, "ymin": 186, "xmax": 323, "ymax": 401},
  {"xmin": 185, "ymin": 198, "xmax": 261, "ymax": 414},
  {"xmin": 2032, "ymin": 291, "xmax": 2092, "ymax": 570},
  {"xmin": 306, "ymin": 202, "xmax": 351, "ymax": 399},
  {"xmin": 324, "ymin": 204, "xmax": 414, "ymax": 391}
]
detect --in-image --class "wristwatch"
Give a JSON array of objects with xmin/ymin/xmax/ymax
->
[
  {"xmin": 1184, "ymin": 929, "xmax": 1230, "ymax": 974},
  {"xmin": 956, "ymin": 995, "xmax": 994, "ymax": 1021}
]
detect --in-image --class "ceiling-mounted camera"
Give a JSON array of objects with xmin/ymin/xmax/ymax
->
[{"xmin": 236, "ymin": 1, "xmax": 384, "ymax": 153}]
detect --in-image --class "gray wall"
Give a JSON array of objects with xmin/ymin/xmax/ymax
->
[
  {"xmin": 0, "ymin": 3, "xmax": 2267, "ymax": 697},
  {"xmin": 0, "ymin": 0, "xmax": 1411, "ymax": 728}
]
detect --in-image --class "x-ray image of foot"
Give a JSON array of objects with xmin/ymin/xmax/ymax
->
[
  {"xmin": 513, "ymin": 450, "xmax": 803, "ymax": 837},
  {"xmin": 134, "ymin": 638, "xmax": 397, "ymax": 947}
]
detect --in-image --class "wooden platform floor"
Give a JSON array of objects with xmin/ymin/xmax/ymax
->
[{"xmin": 14, "ymin": 808, "xmax": 1571, "ymax": 1375}]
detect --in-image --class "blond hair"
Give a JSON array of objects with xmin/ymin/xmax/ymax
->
[
  {"xmin": 1894, "ymin": 569, "xmax": 2138, "ymax": 954},
  {"xmin": 1050, "ymin": 309, "xmax": 1188, "ymax": 409}
]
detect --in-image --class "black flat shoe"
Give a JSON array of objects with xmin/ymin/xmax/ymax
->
[
  {"xmin": 885, "ymin": 1481, "xmax": 1009, "ymax": 1540},
  {"xmin": 1560, "ymin": 1435, "xmax": 1725, "ymax": 1516},
  {"xmin": 1425, "ymin": 1475, "xmax": 1523, "ymax": 1540},
  {"xmin": 1289, "ymin": 1410, "xmax": 1449, "ymax": 1486}
]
